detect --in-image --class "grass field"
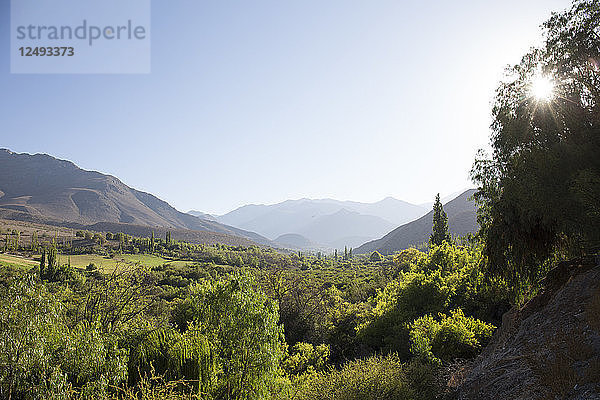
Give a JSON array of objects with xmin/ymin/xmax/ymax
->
[
  {"xmin": 0, "ymin": 253, "xmax": 195, "ymax": 273},
  {"xmin": 0, "ymin": 253, "xmax": 39, "ymax": 270},
  {"xmin": 65, "ymin": 254, "xmax": 194, "ymax": 272}
]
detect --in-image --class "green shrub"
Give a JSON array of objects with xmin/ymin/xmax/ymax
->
[
  {"xmin": 177, "ymin": 272, "xmax": 285, "ymax": 400},
  {"xmin": 128, "ymin": 326, "xmax": 214, "ymax": 394},
  {"xmin": 369, "ymin": 251, "xmax": 383, "ymax": 263},
  {"xmin": 282, "ymin": 342, "xmax": 330, "ymax": 375},
  {"xmin": 0, "ymin": 278, "xmax": 128, "ymax": 399},
  {"xmin": 294, "ymin": 354, "xmax": 442, "ymax": 400},
  {"xmin": 58, "ymin": 321, "xmax": 128, "ymax": 396},
  {"xmin": 358, "ymin": 271, "xmax": 448, "ymax": 357},
  {"xmin": 409, "ymin": 308, "xmax": 495, "ymax": 363}
]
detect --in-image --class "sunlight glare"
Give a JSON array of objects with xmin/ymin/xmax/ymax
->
[{"xmin": 530, "ymin": 74, "xmax": 555, "ymax": 102}]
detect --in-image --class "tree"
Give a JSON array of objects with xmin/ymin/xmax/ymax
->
[
  {"xmin": 30, "ymin": 232, "xmax": 38, "ymax": 251},
  {"xmin": 0, "ymin": 277, "xmax": 62, "ymax": 400},
  {"xmin": 47, "ymin": 243, "xmax": 58, "ymax": 271},
  {"xmin": 369, "ymin": 251, "xmax": 383, "ymax": 263},
  {"xmin": 174, "ymin": 273, "xmax": 284, "ymax": 400},
  {"xmin": 39, "ymin": 248, "xmax": 46, "ymax": 276},
  {"xmin": 471, "ymin": 0, "xmax": 600, "ymax": 289},
  {"xmin": 429, "ymin": 194, "xmax": 451, "ymax": 246}
]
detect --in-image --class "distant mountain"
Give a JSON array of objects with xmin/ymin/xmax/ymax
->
[
  {"xmin": 214, "ymin": 197, "xmax": 427, "ymax": 248},
  {"xmin": 0, "ymin": 149, "xmax": 273, "ymax": 246},
  {"xmin": 273, "ymin": 233, "xmax": 317, "ymax": 250},
  {"xmin": 355, "ymin": 189, "xmax": 478, "ymax": 255},
  {"xmin": 295, "ymin": 209, "xmax": 395, "ymax": 248},
  {"xmin": 418, "ymin": 189, "xmax": 469, "ymax": 210},
  {"xmin": 187, "ymin": 210, "xmax": 217, "ymax": 222}
]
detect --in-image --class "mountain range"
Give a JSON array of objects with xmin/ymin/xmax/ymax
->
[
  {"xmin": 0, "ymin": 149, "xmax": 478, "ymax": 253},
  {"xmin": 207, "ymin": 197, "xmax": 429, "ymax": 248},
  {"xmin": 0, "ymin": 149, "xmax": 274, "ymax": 246}
]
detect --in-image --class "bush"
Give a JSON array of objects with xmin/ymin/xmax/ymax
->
[
  {"xmin": 358, "ymin": 271, "xmax": 448, "ymax": 358},
  {"xmin": 282, "ymin": 342, "xmax": 330, "ymax": 375},
  {"xmin": 128, "ymin": 326, "xmax": 214, "ymax": 394},
  {"xmin": 369, "ymin": 251, "xmax": 383, "ymax": 263},
  {"xmin": 0, "ymin": 278, "xmax": 128, "ymax": 399},
  {"xmin": 409, "ymin": 309, "xmax": 495, "ymax": 363},
  {"xmin": 175, "ymin": 273, "xmax": 285, "ymax": 400},
  {"xmin": 294, "ymin": 354, "xmax": 442, "ymax": 400}
]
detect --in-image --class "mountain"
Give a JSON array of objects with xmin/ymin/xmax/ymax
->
[
  {"xmin": 215, "ymin": 197, "xmax": 427, "ymax": 248},
  {"xmin": 0, "ymin": 149, "xmax": 273, "ymax": 246},
  {"xmin": 418, "ymin": 189, "xmax": 469, "ymax": 210},
  {"xmin": 355, "ymin": 189, "xmax": 478, "ymax": 254},
  {"xmin": 187, "ymin": 210, "xmax": 217, "ymax": 222},
  {"xmin": 295, "ymin": 209, "xmax": 395, "ymax": 248},
  {"xmin": 273, "ymin": 233, "xmax": 317, "ymax": 250}
]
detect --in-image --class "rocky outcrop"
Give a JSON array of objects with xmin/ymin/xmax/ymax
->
[{"xmin": 457, "ymin": 256, "xmax": 600, "ymax": 400}]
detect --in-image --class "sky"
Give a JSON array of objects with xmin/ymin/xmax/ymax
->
[{"xmin": 0, "ymin": 0, "xmax": 573, "ymax": 215}]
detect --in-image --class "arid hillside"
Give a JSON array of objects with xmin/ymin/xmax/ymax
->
[{"xmin": 457, "ymin": 257, "xmax": 600, "ymax": 399}]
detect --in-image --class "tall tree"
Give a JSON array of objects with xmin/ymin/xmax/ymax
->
[
  {"xmin": 430, "ymin": 194, "xmax": 451, "ymax": 246},
  {"xmin": 471, "ymin": 0, "xmax": 600, "ymax": 288}
]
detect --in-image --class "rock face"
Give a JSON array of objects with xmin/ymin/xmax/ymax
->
[{"xmin": 457, "ymin": 257, "xmax": 600, "ymax": 400}]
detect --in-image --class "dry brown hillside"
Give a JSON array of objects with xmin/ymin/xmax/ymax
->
[{"xmin": 456, "ymin": 256, "xmax": 600, "ymax": 400}]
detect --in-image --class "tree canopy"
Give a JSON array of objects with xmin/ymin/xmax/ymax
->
[{"xmin": 471, "ymin": 0, "xmax": 600, "ymax": 287}]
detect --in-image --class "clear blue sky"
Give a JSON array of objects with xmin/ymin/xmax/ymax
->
[{"xmin": 0, "ymin": 0, "xmax": 572, "ymax": 214}]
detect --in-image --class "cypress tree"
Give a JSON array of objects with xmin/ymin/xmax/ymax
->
[
  {"xmin": 40, "ymin": 248, "xmax": 46, "ymax": 276},
  {"xmin": 430, "ymin": 193, "xmax": 451, "ymax": 246}
]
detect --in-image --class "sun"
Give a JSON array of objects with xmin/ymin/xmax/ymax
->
[{"xmin": 529, "ymin": 74, "xmax": 555, "ymax": 102}]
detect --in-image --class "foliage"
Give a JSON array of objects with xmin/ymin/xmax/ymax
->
[
  {"xmin": 471, "ymin": 0, "xmax": 600, "ymax": 293},
  {"xmin": 430, "ymin": 194, "xmax": 451, "ymax": 246},
  {"xmin": 0, "ymin": 226, "xmax": 510, "ymax": 399},
  {"xmin": 293, "ymin": 355, "xmax": 442, "ymax": 400},
  {"xmin": 71, "ymin": 265, "xmax": 158, "ymax": 333},
  {"xmin": 0, "ymin": 277, "xmax": 128, "ymax": 399},
  {"xmin": 128, "ymin": 326, "xmax": 214, "ymax": 395},
  {"xmin": 409, "ymin": 309, "xmax": 495, "ymax": 363},
  {"xmin": 0, "ymin": 276, "xmax": 64, "ymax": 400},
  {"xmin": 358, "ymin": 243, "xmax": 508, "ymax": 359},
  {"xmin": 175, "ymin": 272, "xmax": 285, "ymax": 400},
  {"xmin": 282, "ymin": 342, "xmax": 330, "ymax": 375},
  {"xmin": 369, "ymin": 251, "xmax": 383, "ymax": 263}
]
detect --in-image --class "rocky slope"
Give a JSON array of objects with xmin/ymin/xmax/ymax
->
[{"xmin": 456, "ymin": 256, "xmax": 600, "ymax": 400}]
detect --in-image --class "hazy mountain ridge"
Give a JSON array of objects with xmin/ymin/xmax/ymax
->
[
  {"xmin": 273, "ymin": 233, "xmax": 320, "ymax": 250},
  {"xmin": 213, "ymin": 196, "xmax": 429, "ymax": 248},
  {"xmin": 187, "ymin": 210, "xmax": 217, "ymax": 221},
  {"xmin": 355, "ymin": 189, "xmax": 478, "ymax": 254},
  {"xmin": 0, "ymin": 149, "xmax": 274, "ymax": 246}
]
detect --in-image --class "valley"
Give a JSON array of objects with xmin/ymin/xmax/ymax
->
[{"xmin": 1, "ymin": 1, "xmax": 598, "ymax": 399}]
